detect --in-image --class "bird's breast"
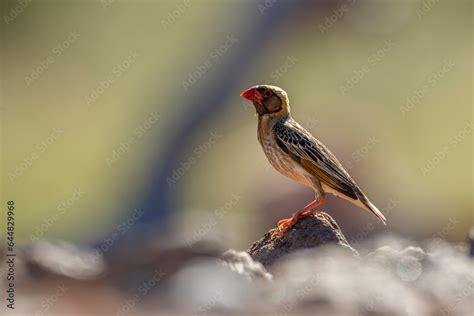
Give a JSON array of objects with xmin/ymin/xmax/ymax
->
[{"xmin": 257, "ymin": 118, "xmax": 313, "ymax": 187}]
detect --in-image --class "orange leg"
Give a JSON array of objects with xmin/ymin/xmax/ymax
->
[{"xmin": 271, "ymin": 198, "xmax": 326, "ymax": 236}]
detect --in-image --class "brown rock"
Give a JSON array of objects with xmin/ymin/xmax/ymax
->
[{"xmin": 247, "ymin": 212, "xmax": 358, "ymax": 267}]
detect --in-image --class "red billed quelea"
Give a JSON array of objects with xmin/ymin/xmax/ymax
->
[{"xmin": 240, "ymin": 84, "xmax": 386, "ymax": 235}]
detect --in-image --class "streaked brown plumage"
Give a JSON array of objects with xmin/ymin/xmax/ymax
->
[{"xmin": 240, "ymin": 85, "xmax": 386, "ymax": 234}]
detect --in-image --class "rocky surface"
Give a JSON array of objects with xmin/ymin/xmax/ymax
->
[
  {"xmin": 3, "ymin": 221, "xmax": 473, "ymax": 315},
  {"xmin": 247, "ymin": 212, "xmax": 358, "ymax": 267},
  {"xmin": 220, "ymin": 249, "xmax": 272, "ymax": 280}
]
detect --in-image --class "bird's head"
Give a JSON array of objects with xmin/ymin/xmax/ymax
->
[{"xmin": 240, "ymin": 85, "xmax": 290, "ymax": 118}]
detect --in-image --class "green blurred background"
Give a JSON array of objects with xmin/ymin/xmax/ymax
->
[{"xmin": 1, "ymin": 0, "xmax": 472, "ymax": 249}]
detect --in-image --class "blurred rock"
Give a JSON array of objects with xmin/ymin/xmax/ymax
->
[
  {"xmin": 5, "ymin": 234, "xmax": 473, "ymax": 315},
  {"xmin": 26, "ymin": 239, "xmax": 106, "ymax": 281},
  {"xmin": 367, "ymin": 245, "xmax": 426, "ymax": 282},
  {"xmin": 247, "ymin": 212, "xmax": 358, "ymax": 267},
  {"xmin": 168, "ymin": 258, "xmax": 261, "ymax": 313},
  {"xmin": 220, "ymin": 249, "xmax": 272, "ymax": 280},
  {"xmin": 268, "ymin": 244, "xmax": 429, "ymax": 316},
  {"xmin": 103, "ymin": 237, "xmax": 225, "ymax": 292}
]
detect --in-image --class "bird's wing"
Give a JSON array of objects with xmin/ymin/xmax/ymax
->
[{"xmin": 273, "ymin": 118, "xmax": 358, "ymax": 200}]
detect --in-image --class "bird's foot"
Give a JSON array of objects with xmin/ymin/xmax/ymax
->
[
  {"xmin": 270, "ymin": 209, "xmax": 321, "ymax": 237},
  {"xmin": 269, "ymin": 198, "xmax": 326, "ymax": 237}
]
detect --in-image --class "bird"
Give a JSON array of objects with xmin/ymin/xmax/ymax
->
[{"xmin": 240, "ymin": 84, "xmax": 386, "ymax": 235}]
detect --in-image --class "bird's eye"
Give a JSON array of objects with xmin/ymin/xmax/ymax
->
[{"xmin": 263, "ymin": 90, "xmax": 272, "ymax": 98}]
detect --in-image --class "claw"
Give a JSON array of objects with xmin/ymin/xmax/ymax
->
[
  {"xmin": 269, "ymin": 228, "xmax": 283, "ymax": 237},
  {"xmin": 273, "ymin": 208, "xmax": 322, "ymax": 237},
  {"xmin": 277, "ymin": 218, "xmax": 291, "ymax": 230},
  {"xmin": 270, "ymin": 198, "xmax": 326, "ymax": 237}
]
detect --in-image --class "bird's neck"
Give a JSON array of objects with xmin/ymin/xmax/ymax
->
[
  {"xmin": 258, "ymin": 114, "xmax": 289, "ymax": 132},
  {"xmin": 258, "ymin": 113, "xmax": 290, "ymax": 122}
]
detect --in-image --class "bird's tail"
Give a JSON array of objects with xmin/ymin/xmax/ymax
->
[{"xmin": 356, "ymin": 192, "xmax": 387, "ymax": 225}]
